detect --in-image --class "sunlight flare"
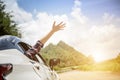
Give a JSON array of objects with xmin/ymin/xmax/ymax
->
[{"xmin": 92, "ymin": 53, "xmax": 105, "ymax": 62}]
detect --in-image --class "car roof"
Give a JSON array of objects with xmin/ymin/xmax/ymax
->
[{"xmin": 0, "ymin": 35, "xmax": 32, "ymax": 54}]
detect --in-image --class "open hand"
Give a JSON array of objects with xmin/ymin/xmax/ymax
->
[{"xmin": 52, "ymin": 21, "xmax": 65, "ymax": 32}]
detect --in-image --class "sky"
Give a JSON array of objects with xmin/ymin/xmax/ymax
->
[{"xmin": 3, "ymin": 0, "xmax": 120, "ymax": 62}]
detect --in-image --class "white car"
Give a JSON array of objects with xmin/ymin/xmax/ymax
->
[{"xmin": 0, "ymin": 36, "xmax": 59, "ymax": 80}]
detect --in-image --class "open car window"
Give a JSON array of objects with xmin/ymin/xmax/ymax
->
[
  {"xmin": 18, "ymin": 42, "xmax": 47, "ymax": 65},
  {"xmin": 18, "ymin": 42, "xmax": 32, "ymax": 52}
]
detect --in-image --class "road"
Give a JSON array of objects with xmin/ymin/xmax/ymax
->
[{"xmin": 59, "ymin": 70, "xmax": 120, "ymax": 80}]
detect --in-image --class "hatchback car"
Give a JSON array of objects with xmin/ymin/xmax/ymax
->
[{"xmin": 0, "ymin": 35, "xmax": 60, "ymax": 80}]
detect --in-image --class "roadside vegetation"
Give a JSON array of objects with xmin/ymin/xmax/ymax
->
[{"xmin": 41, "ymin": 41, "xmax": 120, "ymax": 73}]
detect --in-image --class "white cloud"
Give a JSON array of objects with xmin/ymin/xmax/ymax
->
[
  {"xmin": 3, "ymin": 0, "xmax": 33, "ymax": 23},
  {"xmin": 71, "ymin": 0, "xmax": 88, "ymax": 24},
  {"xmin": 3, "ymin": 0, "xmax": 120, "ymax": 61},
  {"xmin": 19, "ymin": 12, "xmax": 69, "ymax": 45}
]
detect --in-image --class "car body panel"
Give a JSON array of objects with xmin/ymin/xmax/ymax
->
[
  {"xmin": 0, "ymin": 49, "xmax": 41, "ymax": 80},
  {"xmin": 0, "ymin": 49, "xmax": 59, "ymax": 80},
  {"xmin": 0, "ymin": 49, "xmax": 29, "ymax": 64}
]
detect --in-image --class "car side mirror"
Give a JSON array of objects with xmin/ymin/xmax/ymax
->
[{"xmin": 49, "ymin": 58, "xmax": 60, "ymax": 70}]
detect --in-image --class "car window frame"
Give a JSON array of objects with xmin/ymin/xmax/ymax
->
[{"xmin": 18, "ymin": 42, "xmax": 47, "ymax": 66}]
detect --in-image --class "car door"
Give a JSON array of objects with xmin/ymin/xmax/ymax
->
[{"xmin": 0, "ymin": 49, "xmax": 43, "ymax": 80}]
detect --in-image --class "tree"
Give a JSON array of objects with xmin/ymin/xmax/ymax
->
[{"xmin": 0, "ymin": 0, "xmax": 21, "ymax": 37}]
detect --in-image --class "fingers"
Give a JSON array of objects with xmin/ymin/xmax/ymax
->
[
  {"xmin": 57, "ymin": 22, "xmax": 66, "ymax": 27},
  {"xmin": 53, "ymin": 21, "xmax": 56, "ymax": 27},
  {"xmin": 61, "ymin": 23, "xmax": 66, "ymax": 27},
  {"xmin": 60, "ymin": 23, "xmax": 66, "ymax": 30},
  {"xmin": 57, "ymin": 21, "xmax": 63, "ymax": 26},
  {"xmin": 52, "ymin": 21, "xmax": 66, "ymax": 32},
  {"xmin": 60, "ymin": 25, "xmax": 65, "ymax": 30}
]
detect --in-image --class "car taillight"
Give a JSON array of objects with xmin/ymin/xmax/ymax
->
[{"xmin": 0, "ymin": 63, "xmax": 13, "ymax": 80}]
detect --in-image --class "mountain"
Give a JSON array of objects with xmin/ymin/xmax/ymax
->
[
  {"xmin": 40, "ymin": 41, "xmax": 90, "ymax": 68},
  {"xmin": 40, "ymin": 42, "xmax": 120, "ymax": 72}
]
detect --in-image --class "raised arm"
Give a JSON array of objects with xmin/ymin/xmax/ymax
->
[
  {"xmin": 40, "ymin": 21, "xmax": 65, "ymax": 44},
  {"xmin": 25, "ymin": 21, "xmax": 65, "ymax": 59}
]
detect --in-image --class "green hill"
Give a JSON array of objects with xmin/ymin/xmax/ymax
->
[
  {"xmin": 40, "ymin": 41, "xmax": 120, "ymax": 72},
  {"xmin": 40, "ymin": 41, "xmax": 89, "ymax": 68}
]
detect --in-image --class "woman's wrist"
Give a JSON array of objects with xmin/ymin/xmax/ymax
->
[{"xmin": 50, "ymin": 29, "xmax": 56, "ymax": 33}]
